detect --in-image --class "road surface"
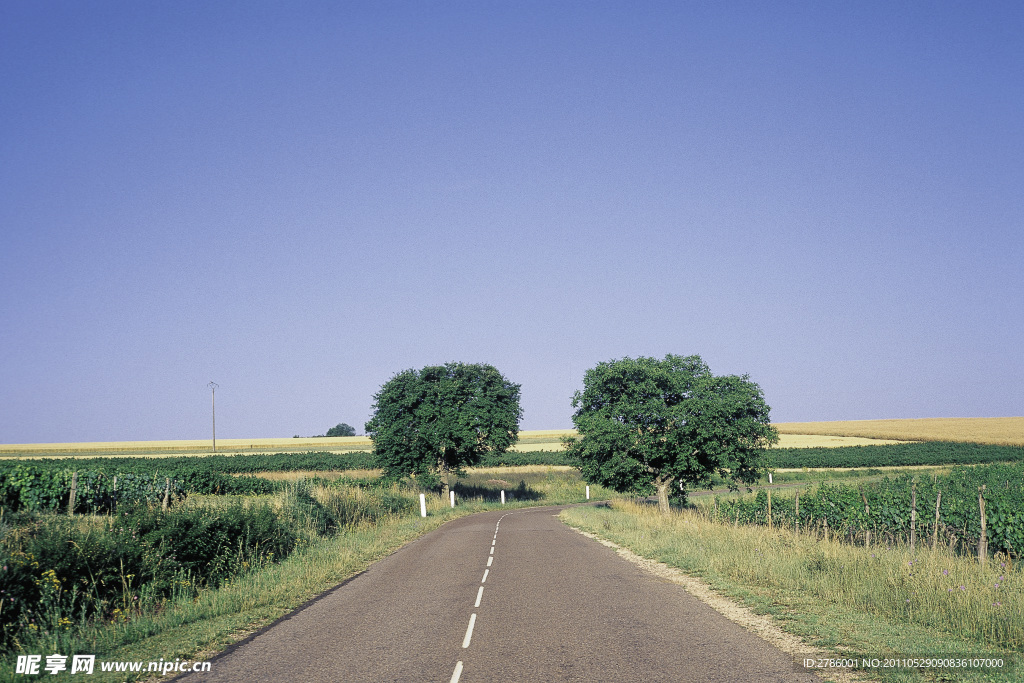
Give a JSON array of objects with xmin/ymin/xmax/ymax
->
[{"xmin": 177, "ymin": 505, "xmax": 819, "ymax": 682}]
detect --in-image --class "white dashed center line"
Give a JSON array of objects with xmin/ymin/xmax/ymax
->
[
  {"xmin": 462, "ymin": 614, "xmax": 477, "ymax": 648},
  {"xmin": 449, "ymin": 514, "xmax": 514, "ymax": 682}
]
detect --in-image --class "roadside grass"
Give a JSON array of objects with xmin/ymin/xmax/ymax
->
[
  {"xmin": 560, "ymin": 500, "xmax": 1022, "ymax": 683},
  {"xmin": 0, "ymin": 469, "xmax": 612, "ymax": 682}
]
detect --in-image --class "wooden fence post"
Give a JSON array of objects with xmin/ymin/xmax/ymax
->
[
  {"xmin": 68, "ymin": 471, "xmax": 78, "ymax": 516},
  {"xmin": 932, "ymin": 490, "xmax": 941, "ymax": 551},
  {"xmin": 910, "ymin": 482, "xmax": 917, "ymax": 552},
  {"xmin": 978, "ymin": 485, "xmax": 987, "ymax": 564},
  {"xmin": 794, "ymin": 490, "xmax": 800, "ymax": 535},
  {"xmin": 860, "ymin": 487, "xmax": 870, "ymax": 548}
]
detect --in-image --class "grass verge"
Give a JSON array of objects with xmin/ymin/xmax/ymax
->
[{"xmin": 560, "ymin": 500, "xmax": 1022, "ymax": 683}]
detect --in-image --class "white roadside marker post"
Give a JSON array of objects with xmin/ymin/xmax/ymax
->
[
  {"xmin": 450, "ymin": 490, "xmax": 456, "ymax": 508},
  {"xmin": 586, "ymin": 485, "xmax": 590, "ymax": 500},
  {"xmin": 501, "ymin": 490, "xmax": 505, "ymax": 505},
  {"xmin": 420, "ymin": 493, "xmax": 427, "ymax": 518}
]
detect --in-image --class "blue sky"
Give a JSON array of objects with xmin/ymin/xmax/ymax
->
[{"xmin": 2, "ymin": 2, "xmax": 1021, "ymax": 443}]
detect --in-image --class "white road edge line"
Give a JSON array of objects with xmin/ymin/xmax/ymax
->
[
  {"xmin": 462, "ymin": 614, "xmax": 477, "ymax": 648},
  {"xmin": 475, "ymin": 586, "xmax": 484, "ymax": 607},
  {"xmin": 481, "ymin": 569, "xmax": 489, "ymax": 583},
  {"xmin": 450, "ymin": 661, "xmax": 463, "ymax": 683}
]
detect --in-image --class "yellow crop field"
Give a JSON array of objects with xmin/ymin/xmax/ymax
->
[
  {"xmin": 771, "ymin": 433, "xmax": 909, "ymax": 448},
  {"xmin": 0, "ymin": 436, "xmax": 374, "ymax": 458},
  {"xmin": 511, "ymin": 432, "xmax": 909, "ymax": 450},
  {"xmin": 0, "ymin": 428, "xmax": 914, "ymax": 459},
  {"xmin": 511, "ymin": 430, "xmax": 910, "ymax": 450},
  {"xmin": 775, "ymin": 417, "xmax": 1024, "ymax": 446}
]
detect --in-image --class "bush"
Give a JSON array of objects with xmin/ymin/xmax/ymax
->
[{"xmin": 0, "ymin": 502, "xmax": 298, "ymax": 654}]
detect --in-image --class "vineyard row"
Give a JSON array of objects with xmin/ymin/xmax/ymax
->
[{"xmin": 713, "ymin": 463, "xmax": 1024, "ymax": 560}]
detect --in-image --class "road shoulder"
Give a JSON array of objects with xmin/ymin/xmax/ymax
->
[{"xmin": 568, "ymin": 526, "xmax": 876, "ymax": 683}]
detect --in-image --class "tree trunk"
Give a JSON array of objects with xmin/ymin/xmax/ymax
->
[
  {"xmin": 439, "ymin": 453, "xmax": 450, "ymax": 500},
  {"xmin": 656, "ymin": 479, "xmax": 671, "ymax": 515}
]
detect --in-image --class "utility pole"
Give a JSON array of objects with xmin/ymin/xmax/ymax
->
[{"xmin": 208, "ymin": 381, "xmax": 219, "ymax": 452}]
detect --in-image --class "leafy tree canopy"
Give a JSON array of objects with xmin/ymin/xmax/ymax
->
[
  {"xmin": 325, "ymin": 423, "xmax": 356, "ymax": 437},
  {"xmin": 365, "ymin": 362, "xmax": 522, "ymax": 493},
  {"xmin": 564, "ymin": 354, "xmax": 777, "ymax": 514}
]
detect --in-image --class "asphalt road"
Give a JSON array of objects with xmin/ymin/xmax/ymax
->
[{"xmin": 178, "ymin": 505, "xmax": 820, "ymax": 682}]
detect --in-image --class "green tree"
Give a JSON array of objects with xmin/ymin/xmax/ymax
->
[
  {"xmin": 325, "ymin": 423, "xmax": 356, "ymax": 437},
  {"xmin": 564, "ymin": 354, "xmax": 777, "ymax": 514},
  {"xmin": 365, "ymin": 362, "xmax": 523, "ymax": 495}
]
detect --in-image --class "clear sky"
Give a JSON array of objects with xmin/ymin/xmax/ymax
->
[{"xmin": 1, "ymin": 2, "xmax": 1021, "ymax": 443}]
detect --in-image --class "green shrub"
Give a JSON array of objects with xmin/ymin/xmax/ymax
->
[{"xmin": 0, "ymin": 502, "xmax": 297, "ymax": 654}]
